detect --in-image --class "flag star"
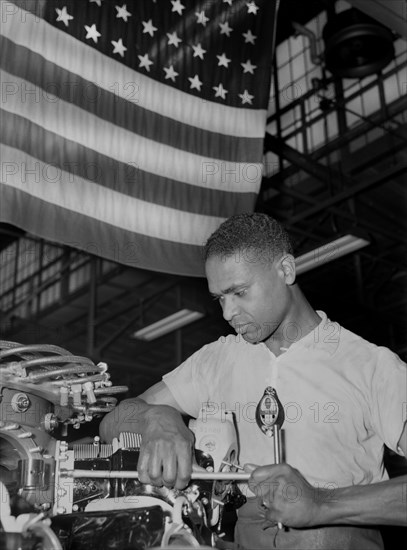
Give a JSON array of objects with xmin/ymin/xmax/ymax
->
[
  {"xmin": 115, "ymin": 4, "xmax": 132, "ymax": 22},
  {"xmin": 171, "ymin": 0, "xmax": 185, "ymax": 15},
  {"xmin": 89, "ymin": 0, "xmax": 102, "ymax": 6},
  {"xmin": 219, "ymin": 21, "xmax": 233, "ymax": 37},
  {"xmin": 217, "ymin": 53, "xmax": 231, "ymax": 68},
  {"xmin": 243, "ymin": 29, "xmax": 257, "ymax": 44},
  {"xmin": 192, "ymin": 43, "xmax": 206, "ymax": 59},
  {"xmin": 195, "ymin": 10, "xmax": 209, "ymax": 26},
  {"xmin": 167, "ymin": 31, "xmax": 182, "ymax": 47},
  {"xmin": 246, "ymin": 1, "xmax": 259, "ymax": 14},
  {"xmin": 84, "ymin": 24, "xmax": 101, "ymax": 43},
  {"xmin": 55, "ymin": 6, "xmax": 73, "ymax": 27},
  {"xmin": 188, "ymin": 74, "xmax": 203, "ymax": 91},
  {"xmin": 111, "ymin": 38, "xmax": 127, "ymax": 57},
  {"xmin": 213, "ymin": 83, "xmax": 228, "ymax": 99},
  {"xmin": 239, "ymin": 89, "xmax": 254, "ymax": 104},
  {"xmin": 164, "ymin": 65, "xmax": 179, "ymax": 82},
  {"xmin": 241, "ymin": 59, "xmax": 257, "ymax": 73},
  {"xmin": 142, "ymin": 19, "xmax": 157, "ymax": 37},
  {"xmin": 138, "ymin": 53, "xmax": 153, "ymax": 72}
]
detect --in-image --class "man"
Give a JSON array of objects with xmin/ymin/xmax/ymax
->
[{"xmin": 100, "ymin": 213, "xmax": 407, "ymax": 549}]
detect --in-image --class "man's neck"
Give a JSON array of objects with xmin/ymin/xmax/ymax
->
[{"xmin": 264, "ymin": 292, "xmax": 321, "ymax": 356}]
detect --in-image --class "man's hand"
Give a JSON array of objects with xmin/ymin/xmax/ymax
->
[
  {"xmin": 137, "ymin": 404, "xmax": 195, "ymax": 490},
  {"xmin": 99, "ymin": 393, "xmax": 195, "ymax": 491},
  {"xmin": 247, "ymin": 463, "xmax": 327, "ymax": 528}
]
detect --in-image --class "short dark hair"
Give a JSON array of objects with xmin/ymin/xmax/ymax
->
[{"xmin": 204, "ymin": 213, "xmax": 293, "ymax": 264}]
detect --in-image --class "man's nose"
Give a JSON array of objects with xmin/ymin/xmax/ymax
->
[{"xmin": 222, "ymin": 296, "xmax": 239, "ymax": 321}]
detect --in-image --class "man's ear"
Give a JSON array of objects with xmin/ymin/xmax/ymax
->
[{"xmin": 279, "ymin": 254, "xmax": 296, "ymax": 285}]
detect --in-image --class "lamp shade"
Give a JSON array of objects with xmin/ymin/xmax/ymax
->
[{"xmin": 323, "ymin": 8, "xmax": 395, "ymax": 78}]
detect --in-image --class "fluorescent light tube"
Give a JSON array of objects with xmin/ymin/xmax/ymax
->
[
  {"xmin": 295, "ymin": 234, "xmax": 370, "ymax": 275},
  {"xmin": 132, "ymin": 309, "xmax": 204, "ymax": 341}
]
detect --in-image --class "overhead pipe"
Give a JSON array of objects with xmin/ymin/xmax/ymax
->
[{"xmin": 292, "ymin": 21, "xmax": 323, "ymax": 66}]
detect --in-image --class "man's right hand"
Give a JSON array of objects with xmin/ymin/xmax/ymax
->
[
  {"xmin": 137, "ymin": 404, "xmax": 195, "ymax": 490},
  {"xmin": 99, "ymin": 385, "xmax": 196, "ymax": 490}
]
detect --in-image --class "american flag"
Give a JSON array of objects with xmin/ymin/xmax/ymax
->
[{"xmin": 0, "ymin": 0, "xmax": 279, "ymax": 276}]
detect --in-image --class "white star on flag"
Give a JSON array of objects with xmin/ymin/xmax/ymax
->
[
  {"xmin": 84, "ymin": 24, "xmax": 101, "ymax": 43},
  {"xmin": 213, "ymin": 83, "xmax": 228, "ymax": 99},
  {"xmin": 246, "ymin": 1, "xmax": 259, "ymax": 14},
  {"xmin": 217, "ymin": 53, "xmax": 231, "ymax": 68},
  {"xmin": 239, "ymin": 90, "xmax": 254, "ymax": 104},
  {"xmin": 188, "ymin": 74, "xmax": 203, "ymax": 91},
  {"xmin": 55, "ymin": 7, "xmax": 73, "ymax": 27},
  {"xmin": 164, "ymin": 65, "xmax": 179, "ymax": 82},
  {"xmin": 192, "ymin": 43, "xmax": 206, "ymax": 59},
  {"xmin": 115, "ymin": 5, "xmax": 132, "ymax": 22},
  {"xmin": 138, "ymin": 53, "xmax": 153, "ymax": 71},
  {"xmin": 111, "ymin": 38, "xmax": 127, "ymax": 57},
  {"xmin": 195, "ymin": 11, "xmax": 209, "ymax": 26},
  {"xmin": 241, "ymin": 59, "xmax": 257, "ymax": 74},
  {"xmin": 243, "ymin": 29, "xmax": 257, "ymax": 44},
  {"xmin": 89, "ymin": 0, "xmax": 102, "ymax": 6},
  {"xmin": 142, "ymin": 19, "xmax": 157, "ymax": 37},
  {"xmin": 167, "ymin": 31, "xmax": 182, "ymax": 47},
  {"xmin": 171, "ymin": 0, "xmax": 185, "ymax": 15},
  {"xmin": 219, "ymin": 21, "xmax": 233, "ymax": 37}
]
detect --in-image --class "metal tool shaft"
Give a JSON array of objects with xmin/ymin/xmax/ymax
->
[{"xmin": 61, "ymin": 469, "xmax": 251, "ymax": 481}]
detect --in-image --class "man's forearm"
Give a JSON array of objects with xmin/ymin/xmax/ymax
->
[
  {"xmin": 320, "ymin": 475, "xmax": 407, "ymax": 526},
  {"xmin": 99, "ymin": 397, "xmax": 181, "ymax": 442}
]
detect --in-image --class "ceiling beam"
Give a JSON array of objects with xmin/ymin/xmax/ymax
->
[
  {"xmin": 263, "ymin": 133, "xmax": 407, "ymax": 226},
  {"xmin": 284, "ymin": 158, "xmax": 407, "ymax": 225},
  {"xmin": 264, "ymin": 95, "xmax": 407, "ymax": 191}
]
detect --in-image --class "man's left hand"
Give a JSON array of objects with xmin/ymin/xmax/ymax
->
[{"xmin": 246, "ymin": 463, "xmax": 332, "ymax": 528}]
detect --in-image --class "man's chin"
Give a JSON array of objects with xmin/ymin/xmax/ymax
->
[{"xmin": 240, "ymin": 331, "xmax": 261, "ymax": 344}]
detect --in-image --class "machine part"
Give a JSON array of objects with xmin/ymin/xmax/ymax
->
[
  {"xmin": 51, "ymin": 506, "xmax": 167, "ymax": 550},
  {"xmin": 10, "ymin": 392, "xmax": 31, "ymax": 413},
  {"xmin": 0, "ymin": 339, "xmax": 246, "ymax": 548}
]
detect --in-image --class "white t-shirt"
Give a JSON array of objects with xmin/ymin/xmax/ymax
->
[{"xmin": 163, "ymin": 312, "xmax": 406, "ymax": 489}]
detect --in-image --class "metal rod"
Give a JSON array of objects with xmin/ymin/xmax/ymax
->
[
  {"xmin": 60, "ymin": 469, "xmax": 251, "ymax": 481},
  {"xmin": 272, "ymin": 426, "xmax": 283, "ymax": 531}
]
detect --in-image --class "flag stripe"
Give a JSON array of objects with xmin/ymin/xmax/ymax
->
[
  {"xmin": 1, "ymin": 3, "xmax": 267, "ymax": 138},
  {"xmin": 0, "ymin": 183, "xmax": 206, "ymax": 277},
  {"xmin": 1, "ymin": 68, "xmax": 262, "ymax": 193},
  {"xmin": 0, "ymin": 35, "xmax": 262, "ymax": 163},
  {"xmin": 1, "ymin": 143, "xmax": 226, "ymax": 246},
  {"xmin": 1, "ymin": 0, "xmax": 278, "ymax": 276},
  {"xmin": 0, "ymin": 109, "xmax": 258, "ymax": 217}
]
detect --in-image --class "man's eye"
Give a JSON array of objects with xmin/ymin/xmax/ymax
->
[{"xmin": 236, "ymin": 290, "xmax": 247, "ymax": 297}]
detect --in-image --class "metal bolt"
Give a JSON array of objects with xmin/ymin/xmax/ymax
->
[
  {"xmin": 4, "ymin": 423, "xmax": 20, "ymax": 430},
  {"xmin": 29, "ymin": 446, "xmax": 43, "ymax": 454},
  {"xmin": 17, "ymin": 432, "xmax": 33, "ymax": 439},
  {"xmin": 11, "ymin": 393, "xmax": 31, "ymax": 413}
]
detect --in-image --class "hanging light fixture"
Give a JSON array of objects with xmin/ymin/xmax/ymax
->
[
  {"xmin": 295, "ymin": 234, "xmax": 370, "ymax": 275},
  {"xmin": 323, "ymin": 8, "xmax": 395, "ymax": 79}
]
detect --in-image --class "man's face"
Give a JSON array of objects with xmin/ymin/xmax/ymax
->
[{"xmin": 205, "ymin": 253, "xmax": 291, "ymax": 344}]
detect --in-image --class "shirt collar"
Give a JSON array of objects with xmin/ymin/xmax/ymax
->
[{"xmin": 283, "ymin": 311, "xmax": 341, "ymax": 357}]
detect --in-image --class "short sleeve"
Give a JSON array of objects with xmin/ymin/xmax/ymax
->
[
  {"xmin": 369, "ymin": 347, "xmax": 407, "ymax": 454},
  {"xmin": 162, "ymin": 344, "xmax": 211, "ymax": 418}
]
